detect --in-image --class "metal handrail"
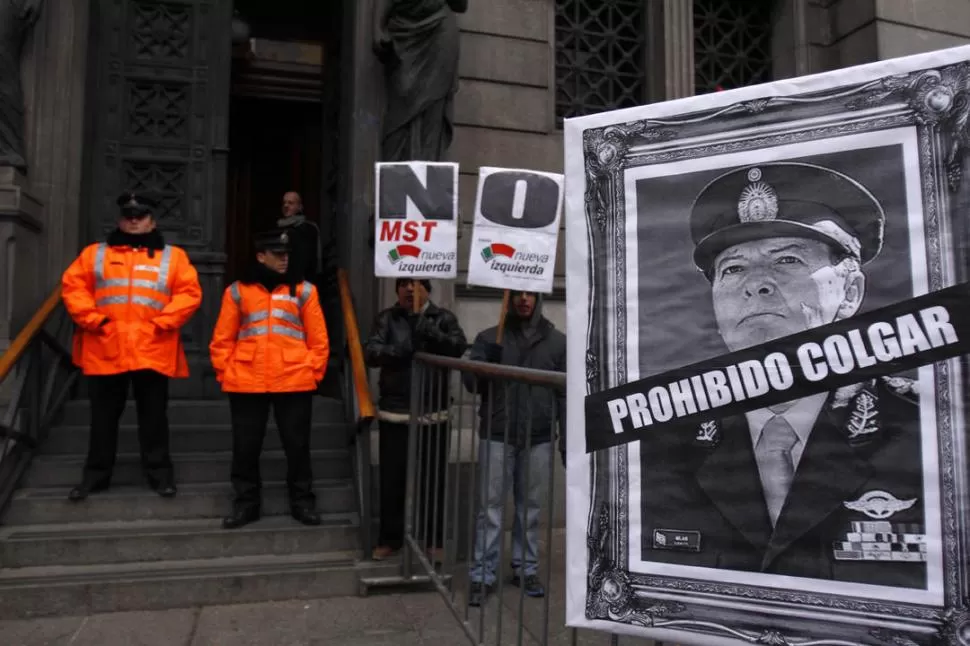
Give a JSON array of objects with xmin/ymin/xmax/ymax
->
[
  {"xmin": 335, "ymin": 269, "xmax": 376, "ymax": 559},
  {"xmin": 0, "ymin": 287, "xmax": 80, "ymax": 520},
  {"xmin": 413, "ymin": 352, "xmax": 567, "ymax": 388}
]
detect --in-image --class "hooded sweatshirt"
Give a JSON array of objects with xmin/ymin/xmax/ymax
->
[{"xmin": 464, "ymin": 295, "xmax": 567, "ymax": 448}]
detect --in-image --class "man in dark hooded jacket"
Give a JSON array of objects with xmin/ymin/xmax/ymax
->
[{"xmin": 463, "ymin": 291, "xmax": 566, "ymax": 606}]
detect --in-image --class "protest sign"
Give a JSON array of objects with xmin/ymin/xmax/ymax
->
[
  {"xmin": 466, "ymin": 167, "xmax": 564, "ymax": 294},
  {"xmin": 563, "ymin": 45, "xmax": 970, "ymax": 645},
  {"xmin": 374, "ymin": 161, "xmax": 459, "ymax": 279}
]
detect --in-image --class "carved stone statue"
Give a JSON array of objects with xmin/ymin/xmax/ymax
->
[
  {"xmin": 0, "ymin": 0, "xmax": 42, "ymax": 171},
  {"xmin": 373, "ymin": 0, "xmax": 468, "ymax": 162}
]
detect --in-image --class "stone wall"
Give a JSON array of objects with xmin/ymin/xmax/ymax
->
[
  {"xmin": 0, "ymin": 0, "xmax": 89, "ymax": 347},
  {"xmin": 449, "ymin": 0, "xmax": 567, "ymax": 339},
  {"xmin": 801, "ymin": 0, "xmax": 970, "ymax": 75}
]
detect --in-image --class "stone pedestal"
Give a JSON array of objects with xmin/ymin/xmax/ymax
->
[{"xmin": 0, "ymin": 168, "xmax": 44, "ymax": 352}]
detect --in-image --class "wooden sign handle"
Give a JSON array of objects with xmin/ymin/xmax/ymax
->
[
  {"xmin": 495, "ymin": 290, "xmax": 510, "ymax": 344},
  {"xmin": 413, "ymin": 280, "xmax": 425, "ymax": 314}
]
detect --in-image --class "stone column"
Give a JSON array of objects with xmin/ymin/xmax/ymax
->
[
  {"xmin": 338, "ymin": 0, "xmax": 383, "ymax": 331},
  {"xmin": 19, "ymin": 0, "xmax": 89, "ymax": 297},
  {"xmin": 663, "ymin": 0, "xmax": 695, "ymax": 99},
  {"xmin": 0, "ymin": 168, "xmax": 42, "ymax": 351}
]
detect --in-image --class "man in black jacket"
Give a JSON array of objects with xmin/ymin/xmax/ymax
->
[
  {"xmin": 464, "ymin": 291, "xmax": 566, "ymax": 606},
  {"xmin": 364, "ymin": 278, "xmax": 467, "ymax": 561}
]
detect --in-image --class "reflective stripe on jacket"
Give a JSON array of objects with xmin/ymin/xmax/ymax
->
[
  {"xmin": 209, "ymin": 280, "xmax": 330, "ymax": 393},
  {"xmin": 61, "ymin": 242, "xmax": 202, "ymax": 377}
]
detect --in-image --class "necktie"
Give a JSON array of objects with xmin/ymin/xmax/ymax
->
[{"xmin": 755, "ymin": 415, "xmax": 799, "ymax": 527}]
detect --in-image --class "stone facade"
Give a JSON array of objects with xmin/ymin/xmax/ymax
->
[{"xmin": 5, "ymin": 0, "xmax": 970, "ymax": 353}]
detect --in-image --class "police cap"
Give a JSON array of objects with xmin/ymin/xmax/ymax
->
[
  {"xmin": 253, "ymin": 229, "xmax": 291, "ymax": 253},
  {"xmin": 115, "ymin": 192, "xmax": 158, "ymax": 217},
  {"xmin": 690, "ymin": 162, "xmax": 885, "ymax": 278}
]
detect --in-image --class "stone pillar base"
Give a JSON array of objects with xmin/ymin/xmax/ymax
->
[{"xmin": 0, "ymin": 167, "xmax": 45, "ymax": 352}]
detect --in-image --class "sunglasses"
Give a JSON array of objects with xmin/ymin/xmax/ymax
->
[{"xmin": 121, "ymin": 207, "xmax": 151, "ymax": 220}]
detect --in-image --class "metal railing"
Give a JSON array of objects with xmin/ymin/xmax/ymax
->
[
  {"xmin": 359, "ymin": 351, "xmax": 638, "ymax": 645},
  {"xmin": 335, "ymin": 269, "xmax": 377, "ymax": 560},
  {"xmin": 0, "ymin": 287, "xmax": 80, "ymax": 520}
]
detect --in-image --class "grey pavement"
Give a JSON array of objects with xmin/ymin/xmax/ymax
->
[{"xmin": 1, "ymin": 531, "xmax": 654, "ymax": 646}]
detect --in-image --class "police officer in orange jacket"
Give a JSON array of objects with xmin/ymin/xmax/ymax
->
[
  {"xmin": 209, "ymin": 229, "xmax": 330, "ymax": 529},
  {"xmin": 61, "ymin": 192, "xmax": 202, "ymax": 501}
]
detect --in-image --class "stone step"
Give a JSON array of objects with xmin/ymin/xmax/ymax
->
[
  {"xmin": 59, "ymin": 397, "xmax": 346, "ymax": 426},
  {"xmin": 0, "ymin": 514, "xmax": 360, "ymax": 568},
  {"xmin": 0, "ymin": 551, "xmax": 397, "ymax": 620},
  {"xmin": 23, "ymin": 449, "xmax": 352, "ymax": 487},
  {"xmin": 41, "ymin": 422, "xmax": 352, "ymax": 455},
  {"xmin": 4, "ymin": 480, "xmax": 356, "ymax": 525}
]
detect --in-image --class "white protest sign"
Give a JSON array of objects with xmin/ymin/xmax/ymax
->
[
  {"xmin": 374, "ymin": 161, "xmax": 459, "ymax": 279},
  {"xmin": 466, "ymin": 166, "xmax": 564, "ymax": 293}
]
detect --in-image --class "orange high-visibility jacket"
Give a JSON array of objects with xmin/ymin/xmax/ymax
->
[
  {"xmin": 61, "ymin": 242, "xmax": 203, "ymax": 377},
  {"xmin": 209, "ymin": 280, "xmax": 330, "ymax": 393}
]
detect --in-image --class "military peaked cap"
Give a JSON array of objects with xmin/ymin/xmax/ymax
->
[
  {"xmin": 690, "ymin": 162, "xmax": 886, "ymax": 278},
  {"xmin": 115, "ymin": 192, "xmax": 158, "ymax": 215},
  {"xmin": 253, "ymin": 229, "xmax": 291, "ymax": 253}
]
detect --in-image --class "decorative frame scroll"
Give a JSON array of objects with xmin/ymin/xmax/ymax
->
[{"xmin": 574, "ymin": 56, "xmax": 970, "ymax": 646}]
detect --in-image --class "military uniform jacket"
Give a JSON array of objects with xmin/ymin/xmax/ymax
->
[{"xmin": 639, "ymin": 376, "xmax": 925, "ymax": 589}]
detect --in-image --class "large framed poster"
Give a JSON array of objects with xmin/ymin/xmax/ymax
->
[{"xmin": 563, "ymin": 45, "xmax": 970, "ymax": 645}]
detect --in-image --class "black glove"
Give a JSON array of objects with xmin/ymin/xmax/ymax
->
[{"xmin": 481, "ymin": 341, "xmax": 503, "ymax": 363}]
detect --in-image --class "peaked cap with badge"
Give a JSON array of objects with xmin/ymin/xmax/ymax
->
[
  {"xmin": 253, "ymin": 229, "xmax": 291, "ymax": 253},
  {"xmin": 689, "ymin": 162, "xmax": 886, "ymax": 278}
]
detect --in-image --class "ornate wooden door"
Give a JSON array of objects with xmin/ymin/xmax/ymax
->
[{"xmin": 84, "ymin": 0, "xmax": 233, "ymax": 397}]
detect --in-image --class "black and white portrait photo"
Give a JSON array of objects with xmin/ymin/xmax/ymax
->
[
  {"xmin": 632, "ymin": 137, "xmax": 934, "ymax": 594},
  {"xmin": 563, "ymin": 45, "xmax": 970, "ymax": 646}
]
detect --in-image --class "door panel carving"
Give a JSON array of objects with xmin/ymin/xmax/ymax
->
[{"xmin": 85, "ymin": 0, "xmax": 233, "ymax": 396}]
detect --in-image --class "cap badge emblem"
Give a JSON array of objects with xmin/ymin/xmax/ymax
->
[
  {"xmin": 737, "ymin": 167, "xmax": 779, "ymax": 223},
  {"xmin": 280, "ymin": 232, "xmax": 289, "ymax": 244},
  {"xmin": 843, "ymin": 490, "xmax": 917, "ymax": 520}
]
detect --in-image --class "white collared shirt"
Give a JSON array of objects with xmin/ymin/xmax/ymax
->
[{"xmin": 744, "ymin": 393, "xmax": 829, "ymax": 470}]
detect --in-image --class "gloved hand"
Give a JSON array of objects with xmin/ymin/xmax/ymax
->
[{"xmin": 481, "ymin": 341, "xmax": 503, "ymax": 363}]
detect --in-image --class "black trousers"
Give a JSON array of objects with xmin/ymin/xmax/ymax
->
[
  {"xmin": 84, "ymin": 369, "xmax": 172, "ymax": 486},
  {"xmin": 378, "ymin": 420, "xmax": 448, "ymax": 550},
  {"xmin": 228, "ymin": 392, "xmax": 315, "ymax": 512}
]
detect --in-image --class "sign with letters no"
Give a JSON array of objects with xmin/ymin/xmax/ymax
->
[
  {"xmin": 466, "ymin": 167, "xmax": 564, "ymax": 293},
  {"xmin": 374, "ymin": 161, "xmax": 459, "ymax": 279}
]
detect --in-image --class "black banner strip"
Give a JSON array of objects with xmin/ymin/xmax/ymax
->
[{"xmin": 584, "ymin": 281, "xmax": 970, "ymax": 453}]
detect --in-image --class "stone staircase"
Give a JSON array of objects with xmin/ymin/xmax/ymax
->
[{"xmin": 0, "ymin": 397, "xmax": 391, "ymax": 619}]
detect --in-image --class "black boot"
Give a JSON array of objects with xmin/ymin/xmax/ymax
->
[
  {"xmin": 147, "ymin": 475, "xmax": 177, "ymax": 498},
  {"xmin": 291, "ymin": 506, "xmax": 321, "ymax": 526},
  {"xmin": 222, "ymin": 506, "xmax": 261, "ymax": 530},
  {"xmin": 68, "ymin": 480, "xmax": 109, "ymax": 502}
]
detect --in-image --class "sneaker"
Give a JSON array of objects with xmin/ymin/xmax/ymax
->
[
  {"xmin": 510, "ymin": 574, "xmax": 545, "ymax": 598},
  {"xmin": 468, "ymin": 581, "xmax": 491, "ymax": 607},
  {"xmin": 371, "ymin": 545, "xmax": 398, "ymax": 560}
]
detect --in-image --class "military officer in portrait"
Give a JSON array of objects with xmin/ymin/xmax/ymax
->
[{"xmin": 639, "ymin": 162, "xmax": 927, "ymax": 590}]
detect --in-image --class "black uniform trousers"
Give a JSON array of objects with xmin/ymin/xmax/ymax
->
[
  {"xmin": 85, "ymin": 369, "xmax": 173, "ymax": 487},
  {"xmin": 228, "ymin": 391, "xmax": 315, "ymax": 512},
  {"xmin": 378, "ymin": 420, "xmax": 449, "ymax": 550}
]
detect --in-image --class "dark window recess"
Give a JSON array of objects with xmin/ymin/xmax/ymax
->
[
  {"xmin": 694, "ymin": 0, "xmax": 775, "ymax": 94},
  {"xmin": 555, "ymin": 0, "xmax": 646, "ymax": 125}
]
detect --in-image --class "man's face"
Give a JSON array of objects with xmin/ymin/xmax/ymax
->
[
  {"xmin": 512, "ymin": 292, "xmax": 537, "ymax": 318},
  {"xmin": 396, "ymin": 280, "xmax": 415, "ymax": 307},
  {"xmin": 711, "ymin": 237, "xmax": 865, "ymax": 351},
  {"xmin": 118, "ymin": 211, "xmax": 155, "ymax": 235},
  {"xmin": 282, "ymin": 192, "xmax": 302, "ymax": 217},
  {"xmin": 257, "ymin": 249, "xmax": 289, "ymax": 274}
]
